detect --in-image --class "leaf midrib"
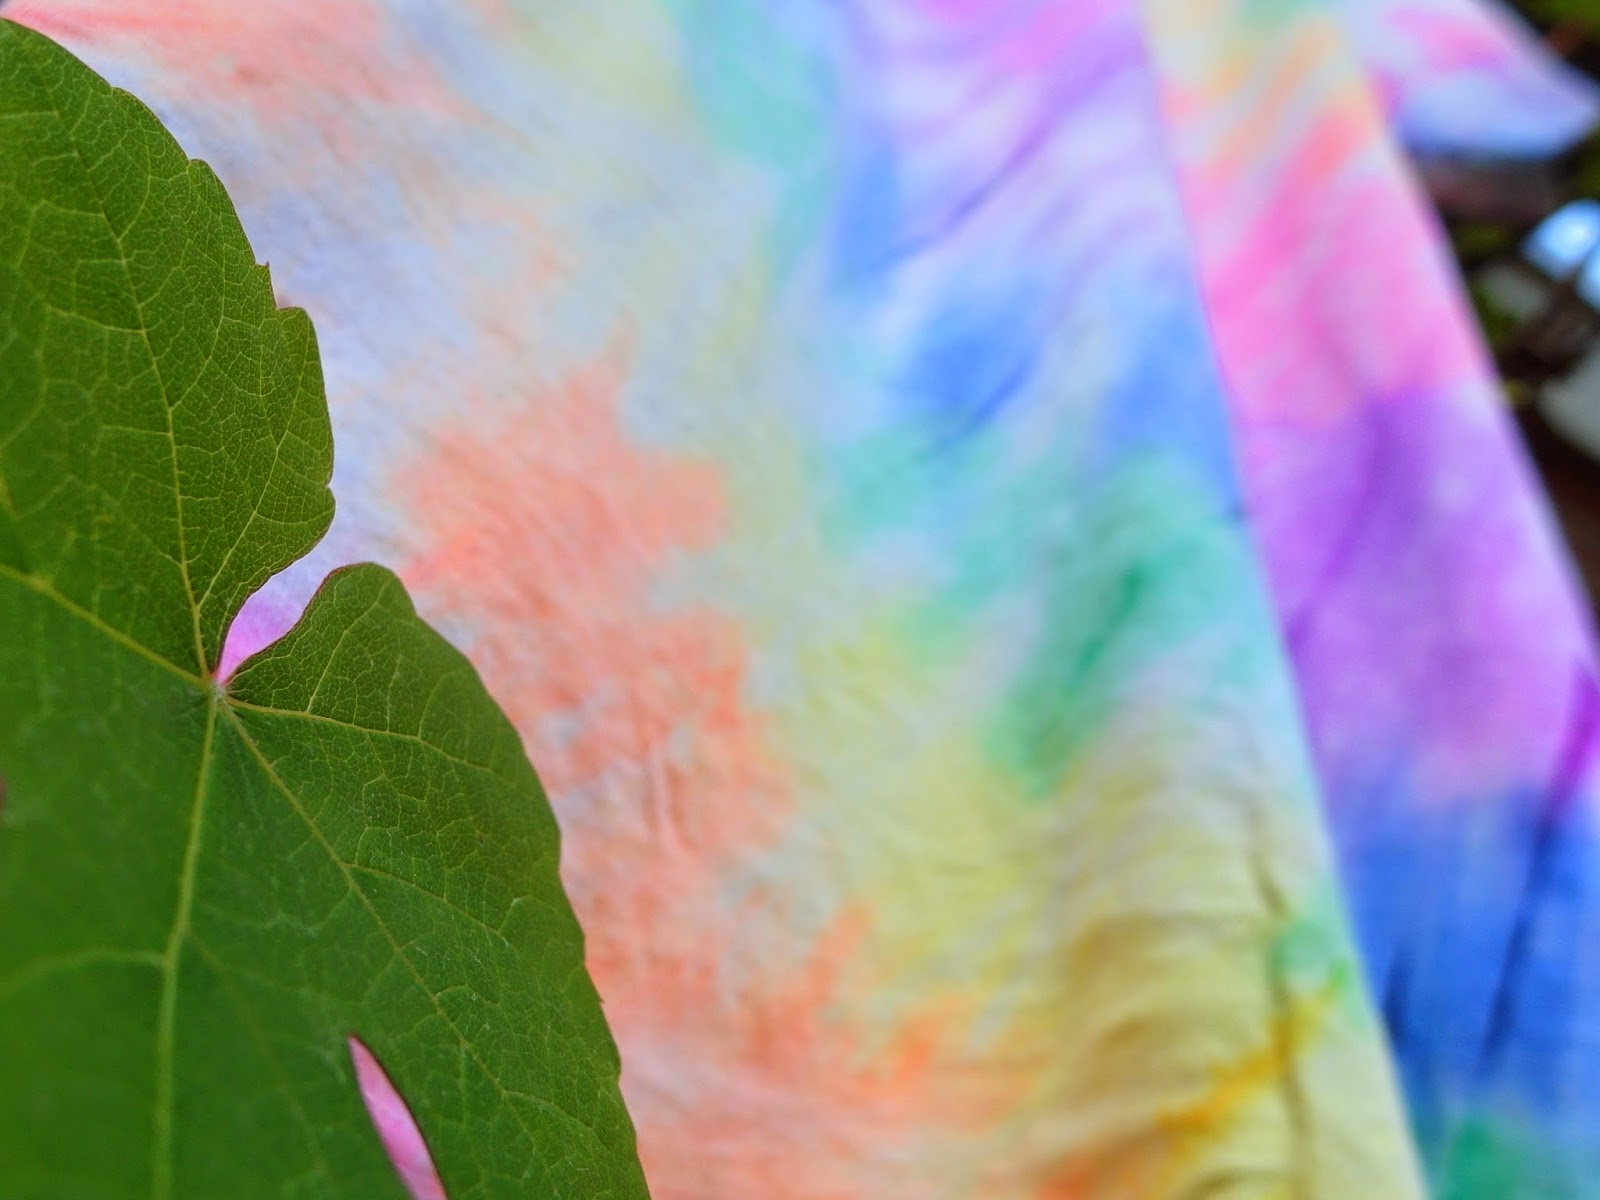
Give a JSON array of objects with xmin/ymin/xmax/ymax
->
[
  {"xmin": 150, "ymin": 691, "xmax": 216, "ymax": 1200},
  {"xmin": 0, "ymin": 561, "xmax": 212, "ymax": 1199}
]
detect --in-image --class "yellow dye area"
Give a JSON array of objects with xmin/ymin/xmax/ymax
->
[{"xmin": 1141, "ymin": 969, "xmax": 1345, "ymax": 1200}]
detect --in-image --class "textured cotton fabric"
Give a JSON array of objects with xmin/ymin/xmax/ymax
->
[{"xmin": 9, "ymin": 0, "xmax": 1600, "ymax": 1195}]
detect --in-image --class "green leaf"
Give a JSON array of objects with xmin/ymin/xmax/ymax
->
[{"xmin": 0, "ymin": 20, "xmax": 649, "ymax": 1199}]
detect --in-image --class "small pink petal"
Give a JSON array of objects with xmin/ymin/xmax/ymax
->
[{"xmin": 348, "ymin": 1037, "xmax": 449, "ymax": 1200}]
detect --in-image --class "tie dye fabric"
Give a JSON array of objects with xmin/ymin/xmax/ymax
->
[{"xmin": 6, "ymin": 0, "xmax": 1599, "ymax": 1196}]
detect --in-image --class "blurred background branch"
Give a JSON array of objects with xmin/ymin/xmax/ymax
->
[{"xmin": 1435, "ymin": 0, "xmax": 1600, "ymax": 602}]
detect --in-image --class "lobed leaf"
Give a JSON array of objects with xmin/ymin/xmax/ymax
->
[{"xmin": 0, "ymin": 20, "xmax": 649, "ymax": 1199}]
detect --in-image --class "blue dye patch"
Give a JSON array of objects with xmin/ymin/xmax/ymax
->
[
  {"xmin": 898, "ymin": 292, "xmax": 1038, "ymax": 445},
  {"xmin": 1331, "ymin": 746, "xmax": 1600, "ymax": 1184},
  {"xmin": 1092, "ymin": 285, "xmax": 1240, "ymax": 508},
  {"xmin": 829, "ymin": 138, "xmax": 903, "ymax": 299}
]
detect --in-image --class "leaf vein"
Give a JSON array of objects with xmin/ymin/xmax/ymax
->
[
  {"xmin": 0, "ymin": 561, "xmax": 202, "ymax": 686},
  {"xmin": 151, "ymin": 693, "xmax": 219, "ymax": 1200},
  {"xmin": 222, "ymin": 708, "xmax": 611, "ymax": 1166}
]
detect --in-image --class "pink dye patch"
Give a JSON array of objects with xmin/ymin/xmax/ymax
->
[{"xmin": 348, "ymin": 1037, "xmax": 449, "ymax": 1200}]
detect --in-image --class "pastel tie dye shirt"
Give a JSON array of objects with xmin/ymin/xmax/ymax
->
[{"xmin": 7, "ymin": 0, "xmax": 1600, "ymax": 1196}]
